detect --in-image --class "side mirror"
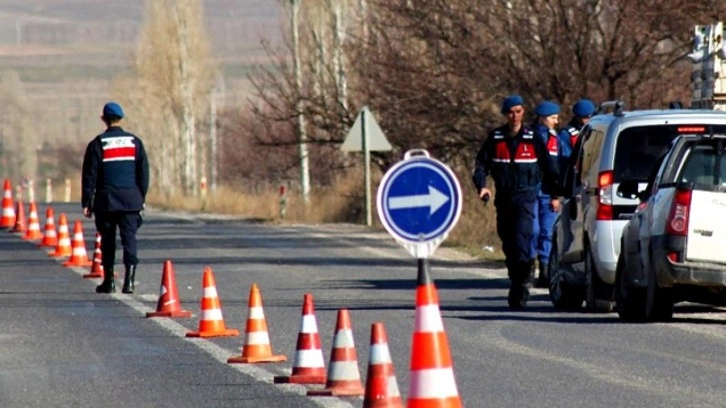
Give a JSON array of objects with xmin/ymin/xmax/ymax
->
[{"xmin": 617, "ymin": 180, "xmax": 640, "ymax": 199}]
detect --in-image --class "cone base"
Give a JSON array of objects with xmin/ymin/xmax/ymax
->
[
  {"xmin": 82, "ymin": 272, "xmax": 103, "ymax": 279},
  {"xmin": 22, "ymin": 233, "xmax": 43, "ymax": 240},
  {"xmin": 38, "ymin": 242, "xmax": 57, "ymax": 248},
  {"xmin": 186, "ymin": 328, "xmax": 239, "ymax": 338},
  {"xmin": 63, "ymin": 260, "xmax": 93, "ymax": 267},
  {"xmin": 307, "ymin": 384, "xmax": 365, "ymax": 397},
  {"xmin": 363, "ymin": 397, "xmax": 404, "ymax": 408},
  {"xmin": 147, "ymin": 310, "xmax": 193, "ymax": 318},
  {"xmin": 227, "ymin": 354, "xmax": 287, "ymax": 364},
  {"xmin": 274, "ymin": 374, "xmax": 326, "ymax": 384},
  {"xmin": 50, "ymin": 252, "xmax": 71, "ymax": 258}
]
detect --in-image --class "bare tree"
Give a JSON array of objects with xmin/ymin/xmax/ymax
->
[
  {"xmin": 0, "ymin": 70, "xmax": 37, "ymax": 184},
  {"xmin": 112, "ymin": 0, "xmax": 215, "ymax": 197}
]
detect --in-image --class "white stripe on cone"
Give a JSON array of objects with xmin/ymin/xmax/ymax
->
[
  {"xmin": 414, "ymin": 304, "xmax": 445, "ymax": 332},
  {"xmin": 293, "ymin": 348, "xmax": 325, "ymax": 368},
  {"xmin": 328, "ymin": 361, "xmax": 361, "ymax": 381},
  {"xmin": 387, "ymin": 375, "xmax": 401, "ymax": 397},
  {"xmin": 200, "ymin": 308, "xmax": 224, "ymax": 321},
  {"xmin": 332, "ymin": 328, "xmax": 355, "ymax": 348},
  {"xmin": 244, "ymin": 331, "xmax": 271, "ymax": 345},
  {"xmin": 248, "ymin": 306, "xmax": 264, "ymax": 319},
  {"xmin": 203, "ymin": 286, "xmax": 218, "ymax": 298},
  {"xmin": 409, "ymin": 368, "xmax": 459, "ymax": 398},
  {"xmin": 299, "ymin": 314, "xmax": 318, "ymax": 333},
  {"xmin": 369, "ymin": 344, "xmax": 392, "ymax": 363}
]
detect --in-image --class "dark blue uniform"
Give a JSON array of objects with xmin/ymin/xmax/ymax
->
[
  {"xmin": 82, "ymin": 127, "xmax": 149, "ymax": 271},
  {"xmin": 531, "ymin": 123, "xmax": 559, "ymax": 268},
  {"xmin": 472, "ymin": 124, "xmax": 560, "ymax": 304}
]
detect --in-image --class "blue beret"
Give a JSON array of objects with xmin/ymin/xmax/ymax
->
[
  {"xmin": 500, "ymin": 95, "xmax": 524, "ymax": 114},
  {"xmin": 102, "ymin": 102, "xmax": 124, "ymax": 119},
  {"xmin": 572, "ymin": 99, "xmax": 595, "ymax": 118},
  {"xmin": 535, "ymin": 100, "xmax": 560, "ymax": 117}
]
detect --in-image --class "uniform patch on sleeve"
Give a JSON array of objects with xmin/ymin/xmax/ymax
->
[{"xmin": 102, "ymin": 136, "xmax": 136, "ymax": 162}]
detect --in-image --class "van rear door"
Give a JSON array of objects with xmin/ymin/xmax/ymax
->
[{"xmin": 677, "ymin": 139, "xmax": 726, "ymax": 264}]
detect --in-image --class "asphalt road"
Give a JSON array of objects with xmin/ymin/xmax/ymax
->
[{"xmin": 3, "ymin": 203, "xmax": 726, "ymax": 407}]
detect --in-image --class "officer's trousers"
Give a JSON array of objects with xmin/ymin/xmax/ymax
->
[
  {"xmin": 495, "ymin": 191, "xmax": 536, "ymax": 283},
  {"xmin": 94, "ymin": 211, "xmax": 143, "ymax": 270},
  {"xmin": 531, "ymin": 192, "xmax": 557, "ymax": 265}
]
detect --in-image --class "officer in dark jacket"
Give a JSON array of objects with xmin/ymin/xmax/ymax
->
[
  {"xmin": 530, "ymin": 101, "xmax": 560, "ymax": 288},
  {"xmin": 82, "ymin": 102, "xmax": 149, "ymax": 294},
  {"xmin": 557, "ymin": 98, "xmax": 595, "ymax": 180},
  {"xmin": 472, "ymin": 95, "xmax": 561, "ymax": 308}
]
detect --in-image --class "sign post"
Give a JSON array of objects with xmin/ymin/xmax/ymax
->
[
  {"xmin": 376, "ymin": 149, "xmax": 462, "ymax": 259},
  {"xmin": 341, "ymin": 106, "xmax": 392, "ymax": 226}
]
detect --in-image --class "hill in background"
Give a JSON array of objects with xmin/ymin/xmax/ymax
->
[{"xmin": 0, "ymin": 0, "xmax": 284, "ymax": 146}]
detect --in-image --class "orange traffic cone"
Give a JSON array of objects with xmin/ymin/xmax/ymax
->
[
  {"xmin": 308, "ymin": 308, "xmax": 364, "ymax": 397},
  {"xmin": 38, "ymin": 207, "xmax": 58, "ymax": 247},
  {"xmin": 50, "ymin": 213, "xmax": 72, "ymax": 257},
  {"xmin": 11, "ymin": 198, "xmax": 25, "ymax": 233},
  {"xmin": 147, "ymin": 260, "xmax": 192, "ymax": 318},
  {"xmin": 62, "ymin": 220, "xmax": 93, "ymax": 267},
  {"xmin": 186, "ymin": 267, "xmax": 239, "ymax": 337},
  {"xmin": 407, "ymin": 263, "xmax": 462, "ymax": 408},
  {"xmin": 22, "ymin": 202, "xmax": 43, "ymax": 240},
  {"xmin": 83, "ymin": 232, "xmax": 104, "ymax": 278},
  {"xmin": 363, "ymin": 322, "xmax": 403, "ymax": 408},
  {"xmin": 274, "ymin": 293, "xmax": 327, "ymax": 384},
  {"xmin": 0, "ymin": 179, "xmax": 15, "ymax": 229},
  {"xmin": 228, "ymin": 283, "xmax": 286, "ymax": 364}
]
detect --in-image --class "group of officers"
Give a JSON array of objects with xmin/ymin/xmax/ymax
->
[{"xmin": 472, "ymin": 95, "xmax": 596, "ymax": 308}]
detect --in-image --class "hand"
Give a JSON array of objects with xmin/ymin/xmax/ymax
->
[
  {"xmin": 550, "ymin": 198, "xmax": 561, "ymax": 212},
  {"xmin": 83, "ymin": 207, "xmax": 92, "ymax": 219},
  {"xmin": 478, "ymin": 188, "xmax": 492, "ymax": 204}
]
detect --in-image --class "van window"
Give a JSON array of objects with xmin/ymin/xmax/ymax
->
[
  {"xmin": 677, "ymin": 141, "xmax": 726, "ymax": 188},
  {"xmin": 613, "ymin": 125, "xmax": 720, "ymax": 183}
]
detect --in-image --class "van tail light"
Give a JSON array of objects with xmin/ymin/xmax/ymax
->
[
  {"xmin": 665, "ymin": 188, "xmax": 692, "ymax": 236},
  {"xmin": 596, "ymin": 170, "xmax": 614, "ymax": 220}
]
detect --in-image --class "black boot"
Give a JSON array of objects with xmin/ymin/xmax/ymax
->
[
  {"xmin": 508, "ymin": 261, "xmax": 534, "ymax": 308},
  {"xmin": 122, "ymin": 264, "xmax": 136, "ymax": 294},
  {"xmin": 535, "ymin": 261, "xmax": 549, "ymax": 288},
  {"xmin": 96, "ymin": 267, "xmax": 116, "ymax": 294}
]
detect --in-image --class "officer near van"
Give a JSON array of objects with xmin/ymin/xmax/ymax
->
[
  {"xmin": 530, "ymin": 101, "xmax": 560, "ymax": 288},
  {"xmin": 472, "ymin": 95, "xmax": 562, "ymax": 308},
  {"xmin": 557, "ymin": 98, "xmax": 595, "ymax": 178},
  {"xmin": 81, "ymin": 102, "xmax": 149, "ymax": 294}
]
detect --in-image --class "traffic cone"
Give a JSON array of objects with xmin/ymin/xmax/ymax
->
[
  {"xmin": 50, "ymin": 213, "xmax": 72, "ymax": 258},
  {"xmin": 22, "ymin": 202, "xmax": 43, "ymax": 240},
  {"xmin": 186, "ymin": 267, "xmax": 239, "ymax": 337},
  {"xmin": 407, "ymin": 262, "xmax": 461, "ymax": 408},
  {"xmin": 363, "ymin": 322, "xmax": 403, "ymax": 408},
  {"xmin": 83, "ymin": 232, "xmax": 104, "ymax": 278},
  {"xmin": 11, "ymin": 198, "xmax": 25, "ymax": 233},
  {"xmin": 38, "ymin": 207, "xmax": 58, "ymax": 247},
  {"xmin": 62, "ymin": 220, "xmax": 93, "ymax": 267},
  {"xmin": 308, "ymin": 308, "xmax": 364, "ymax": 397},
  {"xmin": 227, "ymin": 283, "xmax": 286, "ymax": 364},
  {"xmin": 147, "ymin": 260, "xmax": 192, "ymax": 318},
  {"xmin": 273, "ymin": 293, "xmax": 327, "ymax": 384},
  {"xmin": 0, "ymin": 179, "xmax": 15, "ymax": 229}
]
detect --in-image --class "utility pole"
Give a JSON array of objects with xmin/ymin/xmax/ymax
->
[{"xmin": 291, "ymin": 0, "xmax": 310, "ymax": 203}]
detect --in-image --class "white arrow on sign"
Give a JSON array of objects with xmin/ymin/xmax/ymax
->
[{"xmin": 388, "ymin": 185, "xmax": 449, "ymax": 215}]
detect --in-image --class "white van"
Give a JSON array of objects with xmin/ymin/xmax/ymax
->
[{"xmin": 548, "ymin": 101, "xmax": 726, "ymax": 312}]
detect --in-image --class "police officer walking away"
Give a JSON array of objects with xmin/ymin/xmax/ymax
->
[
  {"xmin": 473, "ymin": 95, "xmax": 561, "ymax": 308},
  {"xmin": 530, "ymin": 101, "xmax": 560, "ymax": 288},
  {"xmin": 82, "ymin": 102, "xmax": 149, "ymax": 294}
]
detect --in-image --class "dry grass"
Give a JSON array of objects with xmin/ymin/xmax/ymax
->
[{"xmin": 147, "ymin": 169, "xmax": 505, "ymax": 262}]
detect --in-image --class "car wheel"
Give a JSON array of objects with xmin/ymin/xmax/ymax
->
[
  {"xmin": 584, "ymin": 243, "xmax": 614, "ymax": 313},
  {"xmin": 646, "ymin": 253, "xmax": 673, "ymax": 322},
  {"xmin": 548, "ymin": 230, "xmax": 584, "ymax": 310},
  {"xmin": 615, "ymin": 252, "xmax": 647, "ymax": 322}
]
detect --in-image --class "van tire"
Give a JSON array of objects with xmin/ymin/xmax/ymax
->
[
  {"xmin": 585, "ymin": 244, "xmax": 614, "ymax": 313},
  {"xmin": 548, "ymin": 230, "xmax": 584, "ymax": 310},
  {"xmin": 615, "ymin": 253, "xmax": 647, "ymax": 322}
]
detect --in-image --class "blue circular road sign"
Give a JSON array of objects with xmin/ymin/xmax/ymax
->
[{"xmin": 377, "ymin": 151, "xmax": 462, "ymax": 245}]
